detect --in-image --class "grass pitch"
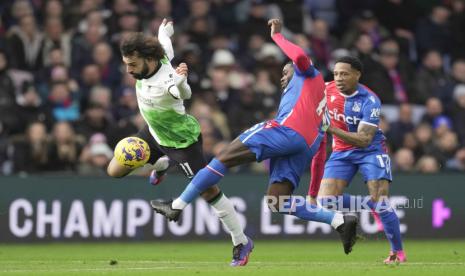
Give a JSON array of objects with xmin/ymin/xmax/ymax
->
[{"xmin": 1, "ymin": 240, "xmax": 464, "ymax": 275}]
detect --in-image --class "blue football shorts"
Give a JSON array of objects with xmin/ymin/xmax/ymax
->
[
  {"xmin": 239, "ymin": 121, "xmax": 323, "ymax": 189},
  {"xmin": 323, "ymin": 148, "xmax": 393, "ymax": 184}
]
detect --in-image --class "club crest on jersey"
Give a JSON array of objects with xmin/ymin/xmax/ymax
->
[
  {"xmin": 352, "ymin": 101, "xmax": 362, "ymax": 112},
  {"xmin": 330, "ymin": 95, "xmax": 336, "ymax": 102}
]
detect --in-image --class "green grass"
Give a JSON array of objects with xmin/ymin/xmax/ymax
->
[{"xmin": 0, "ymin": 240, "xmax": 464, "ymax": 275}]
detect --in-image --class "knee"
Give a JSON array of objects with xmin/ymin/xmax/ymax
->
[{"xmin": 216, "ymin": 151, "xmax": 231, "ymax": 167}]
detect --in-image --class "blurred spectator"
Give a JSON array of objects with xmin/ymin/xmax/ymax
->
[
  {"xmin": 198, "ymin": 117, "xmax": 222, "ymax": 162},
  {"xmin": 253, "ymin": 68, "xmax": 279, "ymax": 117},
  {"xmin": 45, "ymin": 81, "xmax": 80, "ymax": 122},
  {"xmin": 388, "ymin": 103, "xmax": 415, "ymax": 150},
  {"xmin": 41, "ymin": 17, "xmax": 72, "ymax": 67},
  {"xmin": 446, "ymin": 147, "xmax": 465, "ymax": 171},
  {"xmin": 450, "ymin": 84, "xmax": 465, "ymax": 145},
  {"xmin": 420, "ymin": 97, "xmax": 443, "ymax": 125},
  {"xmin": 43, "ymin": 0, "xmax": 64, "ymax": 21},
  {"xmin": 48, "ymin": 121, "xmax": 84, "ymax": 172},
  {"xmin": 351, "ymin": 33, "xmax": 378, "ymax": 82},
  {"xmin": 71, "ymin": 24, "xmax": 104, "ymax": 78},
  {"xmin": 7, "ymin": 14, "xmax": 44, "ymax": 72},
  {"xmin": 227, "ymin": 86, "xmax": 265, "ymax": 138},
  {"xmin": 37, "ymin": 64, "xmax": 79, "ymax": 102},
  {"xmin": 304, "ymin": 0, "xmax": 338, "ymax": 31},
  {"xmin": 211, "ymin": 0, "xmax": 241, "ymax": 34},
  {"xmin": 341, "ymin": 9, "xmax": 390, "ymax": 49},
  {"xmin": 442, "ymin": 59, "xmax": 465, "ymax": 111},
  {"xmin": 239, "ymin": 34, "xmax": 266, "ymax": 71},
  {"xmin": 413, "ymin": 123, "xmax": 434, "ymax": 159},
  {"xmin": 12, "ymin": 121, "xmax": 50, "ymax": 173},
  {"xmin": 89, "ymin": 85, "xmax": 113, "ymax": 121},
  {"xmin": 208, "ymin": 66, "xmax": 240, "ymax": 114},
  {"xmin": 92, "ymin": 42, "xmax": 121, "ymax": 90},
  {"xmin": 415, "ymin": 155, "xmax": 440, "ymax": 173},
  {"xmin": 393, "ymin": 147, "xmax": 415, "ymax": 172},
  {"xmin": 15, "ymin": 82, "xmax": 54, "ymax": 134},
  {"xmin": 364, "ymin": 39, "xmax": 416, "ymax": 104},
  {"xmin": 4, "ymin": 0, "xmax": 34, "ymax": 28},
  {"xmin": 190, "ymin": 99, "xmax": 230, "ymax": 141},
  {"xmin": 0, "ymin": 50, "xmax": 17, "ymax": 134},
  {"xmin": 113, "ymin": 86, "xmax": 138, "ymax": 121},
  {"xmin": 432, "ymin": 115, "xmax": 453, "ymax": 138},
  {"xmin": 254, "ymin": 43, "xmax": 283, "ymax": 85},
  {"xmin": 79, "ymin": 63, "xmax": 102, "ymax": 110},
  {"xmin": 108, "ymin": 0, "xmax": 138, "ymax": 36},
  {"xmin": 74, "ymin": 102, "xmax": 118, "ymax": 147},
  {"xmin": 78, "ymin": 10, "xmax": 108, "ymax": 37},
  {"xmin": 78, "ymin": 140, "xmax": 113, "ymax": 175},
  {"xmin": 401, "ymin": 132, "xmax": 417, "ymax": 156},
  {"xmin": 185, "ymin": 1, "xmax": 215, "ymax": 50},
  {"xmin": 309, "ymin": 19, "xmax": 339, "ymax": 70},
  {"xmin": 433, "ymin": 130, "xmax": 459, "ymax": 165},
  {"xmin": 414, "ymin": 50, "xmax": 450, "ymax": 104},
  {"xmin": 239, "ymin": 0, "xmax": 270, "ymax": 50},
  {"xmin": 375, "ymin": 0, "xmax": 417, "ymax": 60},
  {"xmin": 450, "ymin": 0, "xmax": 465, "ymax": 60},
  {"xmin": 272, "ymin": 0, "xmax": 305, "ymax": 34},
  {"xmin": 415, "ymin": 5, "xmax": 452, "ymax": 57}
]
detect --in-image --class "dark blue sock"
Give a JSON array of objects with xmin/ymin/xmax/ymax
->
[
  {"xmin": 369, "ymin": 200, "xmax": 403, "ymax": 252},
  {"xmin": 179, "ymin": 158, "xmax": 227, "ymax": 204},
  {"xmin": 282, "ymin": 197, "xmax": 335, "ymax": 225}
]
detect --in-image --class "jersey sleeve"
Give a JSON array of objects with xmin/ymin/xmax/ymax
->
[
  {"xmin": 272, "ymin": 33, "xmax": 315, "ymax": 77},
  {"xmin": 158, "ymin": 33, "xmax": 174, "ymax": 61},
  {"xmin": 361, "ymin": 97, "xmax": 381, "ymax": 127}
]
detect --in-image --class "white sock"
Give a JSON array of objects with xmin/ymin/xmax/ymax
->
[
  {"xmin": 172, "ymin": 198, "xmax": 187, "ymax": 210},
  {"xmin": 210, "ymin": 193, "xmax": 248, "ymax": 246},
  {"xmin": 153, "ymin": 156, "xmax": 170, "ymax": 171},
  {"xmin": 331, "ymin": 212, "xmax": 344, "ymax": 229}
]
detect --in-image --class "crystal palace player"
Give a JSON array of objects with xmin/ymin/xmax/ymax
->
[
  {"xmin": 315, "ymin": 56, "xmax": 406, "ymax": 264},
  {"xmin": 151, "ymin": 19, "xmax": 359, "ymax": 257}
]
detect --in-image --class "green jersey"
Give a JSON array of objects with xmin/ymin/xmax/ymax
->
[{"xmin": 135, "ymin": 58, "xmax": 200, "ymax": 149}]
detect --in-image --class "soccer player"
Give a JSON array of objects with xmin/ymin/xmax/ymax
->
[
  {"xmin": 314, "ymin": 56, "xmax": 406, "ymax": 263},
  {"xmin": 151, "ymin": 19, "xmax": 359, "ymax": 256},
  {"xmin": 106, "ymin": 19, "xmax": 252, "ymax": 267}
]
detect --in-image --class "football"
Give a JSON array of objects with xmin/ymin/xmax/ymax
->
[{"xmin": 114, "ymin": 137, "xmax": 150, "ymax": 169}]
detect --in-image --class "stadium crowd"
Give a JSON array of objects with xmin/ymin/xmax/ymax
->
[{"xmin": 0, "ymin": 0, "xmax": 464, "ymax": 175}]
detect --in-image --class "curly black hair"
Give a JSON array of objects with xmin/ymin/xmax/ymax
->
[
  {"xmin": 120, "ymin": 32, "xmax": 165, "ymax": 61},
  {"xmin": 335, "ymin": 56, "xmax": 363, "ymax": 73}
]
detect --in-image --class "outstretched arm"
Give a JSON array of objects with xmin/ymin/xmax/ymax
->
[
  {"xmin": 269, "ymin": 18, "xmax": 312, "ymax": 73},
  {"xmin": 158, "ymin": 18, "xmax": 174, "ymax": 61}
]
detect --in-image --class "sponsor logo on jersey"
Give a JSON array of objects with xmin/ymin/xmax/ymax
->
[
  {"xmin": 328, "ymin": 108, "xmax": 361, "ymax": 125},
  {"xmin": 370, "ymin": 108, "xmax": 381, "ymax": 118}
]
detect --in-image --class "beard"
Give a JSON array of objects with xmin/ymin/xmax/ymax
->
[{"xmin": 131, "ymin": 61, "xmax": 150, "ymax": 80}]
